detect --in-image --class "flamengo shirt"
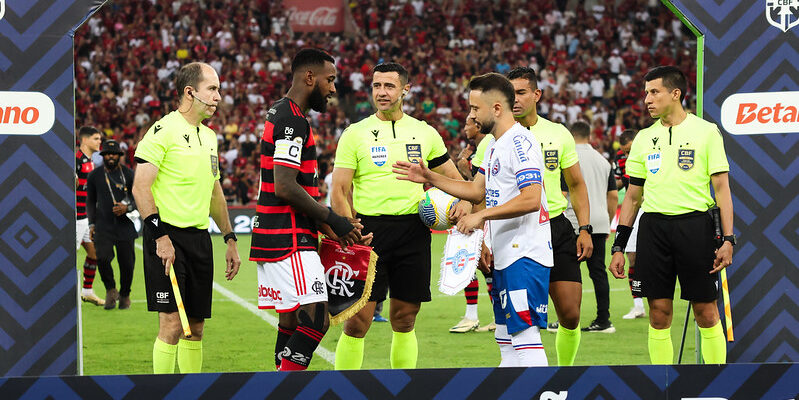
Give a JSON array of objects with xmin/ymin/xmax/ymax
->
[
  {"xmin": 134, "ymin": 111, "xmax": 220, "ymax": 229},
  {"xmin": 76, "ymin": 150, "xmax": 94, "ymax": 220},
  {"xmin": 528, "ymin": 115, "xmax": 579, "ymax": 218},
  {"xmin": 334, "ymin": 113, "xmax": 449, "ymax": 216},
  {"xmin": 479, "ymin": 123, "xmax": 553, "ymax": 270},
  {"xmin": 626, "ymin": 113, "xmax": 729, "ymax": 215},
  {"xmin": 250, "ymin": 98, "xmax": 320, "ymax": 262}
]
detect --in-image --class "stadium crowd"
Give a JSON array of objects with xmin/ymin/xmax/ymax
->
[{"xmin": 74, "ymin": 0, "xmax": 696, "ymax": 205}]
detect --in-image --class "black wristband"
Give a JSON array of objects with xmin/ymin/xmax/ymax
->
[
  {"xmin": 223, "ymin": 232, "xmax": 237, "ymax": 243},
  {"xmin": 144, "ymin": 214, "xmax": 167, "ymax": 239},
  {"xmin": 325, "ymin": 208, "xmax": 355, "ymax": 238},
  {"xmin": 612, "ymin": 225, "xmax": 633, "ymax": 253}
]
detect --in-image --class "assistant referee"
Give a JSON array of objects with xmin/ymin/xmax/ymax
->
[
  {"xmin": 331, "ymin": 62, "xmax": 471, "ymax": 369},
  {"xmin": 609, "ymin": 66, "xmax": 735, "ymax": 364},
  {"xmin": 133, "ymin": 62, "xmax": 242, "ymax": 374}
]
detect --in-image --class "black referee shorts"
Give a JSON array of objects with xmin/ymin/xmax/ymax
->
[
  {"xmin": 358, "ymin": 213, "xmax": 432, "ymax": 304},
  {"xmin": 548, "ymin": 214, "xmax": 582, "ymax": 283},
  {"xmin": 637, "ymin": 211, "xmax": 718, "ymax": 302},
  {"xmin": 143, "ymin": 222, "xmax": 214, "ymax": 319}
]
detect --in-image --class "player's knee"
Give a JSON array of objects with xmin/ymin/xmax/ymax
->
[{"xmin": 299, "ymin": 303, "xmax": 329, "ymax": 334}]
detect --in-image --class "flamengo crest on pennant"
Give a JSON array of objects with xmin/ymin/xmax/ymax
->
[{"xmin": 766, "ymin": 0, "xmax": 799, "ymax": 33}]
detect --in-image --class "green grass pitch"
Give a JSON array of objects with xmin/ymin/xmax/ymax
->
[{"xmin": 78, "ymin": 233, "xmax": 697, "ymax": 374}]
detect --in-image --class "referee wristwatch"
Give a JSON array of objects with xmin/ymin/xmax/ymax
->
[
  {"xmin": 722, "ymin": 234, "xmax": 737, "ymax": 246},
  {"xmin": 223, "ymin": 232, "xmax": 238, "ymax": 244},
  {"xmin": 578, "ymin": 224, "xmax": 593, "ymax": 235}
]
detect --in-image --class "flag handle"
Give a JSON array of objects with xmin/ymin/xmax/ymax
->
[{"xmin": 168, "ymin": 263, "xmax": 192, "ymax": 338}]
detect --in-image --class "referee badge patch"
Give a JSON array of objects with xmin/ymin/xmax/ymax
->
[
  {"xmin": 678, "ymin": 149, "xmax": 695, "ymax": 171},
  {"xmin": 210, "ymin": 155, "xmax": 219, "ymax": 177},
  {"xmin": 646, "ymin": 152, "xmax": 661, "ymax": 174},
  {"xmin": 370, "ymin": 146, "xmax": 388, "ymax": 167},
  {"xmin": 544, "ymin": 150, "xmax": 559, "ymax": 171},
  {"xmin": 406, "ymin": 143, "xmax": 422, "ymax": 164}
]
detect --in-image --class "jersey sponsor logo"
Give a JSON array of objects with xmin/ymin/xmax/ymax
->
[
  {"xmin": 445, "ymin": 248, "xmax": 476, "ymax": 274},
  {"xmin": 646, "ymin": 152, "xmax": 661, "ymax": 174},
  {"xmin": 536, "ymin": 303, "xmax": 547, "ymax": 314},
  {"xmin": 512, "ymin": 134, "xmax": 533, "ymax": 162},
  {"xmin": 485, "ymin": 188, "xmax": 499, "ymax": 207},
  {"xmin": 543, "ymin": 150, "xmax": 559, "ymax": 171},
  {"xmin": 0, "ymin": 91, "xmax": 55, "ymax": 135},
  {"xmin": 210, "ymin": 155, "xmax": 219, "ymax": 177},
  {"xmin": 370, "ymin": 145, "xmax": 388, "ymax": 166},
  {"xmin": 326, "ymin": 260, "xmax": 359, "ymax": 297},
  {"xmin": 677, "ymin": 149, "xmax": 695, "ymax": 171},
  {"xmin": 720, "ymin": 91, "xmax": 799, "ymax": 135},
  {"xmin": 406, "ymin": 143, "xmax": 422, "ymax": 163},
  {"xmin": 258, "ymin": 285, "xmax": 282, "ymax": 301},
  {"xmin": 766, "ymin": 0, "xmax": 799, "ymax": 32}
]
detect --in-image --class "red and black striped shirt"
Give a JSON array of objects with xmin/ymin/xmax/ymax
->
[
  {"xmin": 76, "ymin": 150, "xmax": 94, "ymax": 220},
  {"xmin": 250, "ymin": 98, "xmax": 320, "ymax": 262}
]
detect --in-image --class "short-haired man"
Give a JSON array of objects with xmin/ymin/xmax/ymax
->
[
  {"xmin": 332, "ymin": 62, "xmax": 471, "ymax": 369},
  {"xmin": 249, "ymin": 48, "xmax": 363, "ymax": 371},
  {"xmin": 610, "ymin": 66, "xmax": 735, "ymax": 364},
  {"xmin": 614, "ymin": 129, "xmax": 647, "ymax": 319},
  {"xmin": 86, "ymin": 140, "xmax": 137, "ymax": 309},
  {"xmin": 133, "ymin": 62, "xmax": 242, "ymax": 374},
  {"xmin": 394, "ymin": 73, "xmax": 553, "ymax": 367},
  {"xmin": 564, "ymin": 121, "xmax": 618, "ymax": 333},
  {"xmin": 76, "ymin": 126, "xmax": 104, "ymax": 306},
  {"xmin": 506, "ymin": 67, "xmax": 593, "ymax": 366}
]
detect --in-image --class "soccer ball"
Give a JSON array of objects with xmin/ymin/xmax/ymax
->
[{"xmin": 418, "ymin": 187, "xmax": 460, "ymax": 230}]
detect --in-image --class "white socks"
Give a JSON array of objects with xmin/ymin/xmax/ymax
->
[
  {"xmin": 495, "ymin": 324, "xmax": 518, "ymax": 367},
  {"xmin": 511, "ymin": 326, "xmax": 548, "ymax": 367},
  {"xmin": 465, "ymin": 304, "xmax": 478, "ymax": 321}
]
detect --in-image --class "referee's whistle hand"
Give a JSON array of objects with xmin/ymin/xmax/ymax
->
[
  {"xmin": 156, "ymin": 236, "xmax": 176, "ymax": 276},
  {"xmin": 608, "ymin": 252, "xmax": 626, "ymax": 279},
  {"xmin": 710, "ymin": 242, "xmax": 734, "ymax": 274}
]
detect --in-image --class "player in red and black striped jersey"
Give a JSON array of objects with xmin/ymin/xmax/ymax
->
[
  {"xmin": 614, "ymin": 129, "xmax": 646, "ymax": 318},
  {"xmin": 76, "ymin": 126, "xmax": 104, "ymax": 306},
  {"xmin": 249, "ymin": 49, "xmax": 366, "ymax": 371}
]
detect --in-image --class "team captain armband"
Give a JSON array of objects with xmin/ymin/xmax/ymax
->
[
  {"xmin": 515, "ymin": 168, "xmax": 542, "ymax": 189},
  {"xmin": 274, "ymin": 138, "xmax": 303, "ymax": 167}
]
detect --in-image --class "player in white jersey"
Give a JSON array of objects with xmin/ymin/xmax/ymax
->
[{"xmin": 393, "ymin": 73, "xmax": 553, "ymax": 367}]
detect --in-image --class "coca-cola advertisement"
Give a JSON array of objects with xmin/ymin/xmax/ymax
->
[{"xmin": 286, "ymin": 0, "xmax": 353, "ymax": 33}]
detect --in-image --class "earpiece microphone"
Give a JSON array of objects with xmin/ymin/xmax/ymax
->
[
  {"xmin": 189, "ymin": 90, "xmax": 214, "ymax": 107},
  {"xmin": 402, "ymin": 89, "xmax": 408, "ymax": 96}
]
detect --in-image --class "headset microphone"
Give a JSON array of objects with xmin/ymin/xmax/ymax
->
[{"xmin": 190, "ymin": 90, "xmax": 214, "ymax": 107}]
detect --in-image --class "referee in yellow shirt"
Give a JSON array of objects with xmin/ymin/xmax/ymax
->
[
  {"xmin": 609, "ymin": 66, "xmax": 735, "ymax": 364},
  {"xmin": 507, "ymin": 67, "xmax": 593, "ymax": 366},
  {"xmin": 331, "ymin": 62, "xmax": 471, "ymax": 369},
  {"xmin": 133, "ymin": 62, "xmax": 242, "ymax": 374}
]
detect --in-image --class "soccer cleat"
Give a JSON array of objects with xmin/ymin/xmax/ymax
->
[
  {"xmin": 449, "ymin": 318, "xmax": 479, "ymax": 333},
  {"xmin": 546, "ymin": 321, "xmax": 559, "ymax": 333},
  {"xmin": 373, "ymin": 314, "xmax": 389, "ymax": 322},
  {"xmin": 475, "ymin": 321, "xmax": 497, "ymax": 332},
  {"xmin": 581, "ymin": 320, "xmax": 616, "ymax": 333},
  {"xmin": 81, "ymin": 292, "xmax": 105, "ymax": 306},
  {"xmin": 119, "ymin": 296, "xmax": 131, "ymax": 310},
  {"xmin": 104, "ymin": 288, "xmax": 119, "ymax": 310},
  {"xmin": 622, "ymin": 307, "xmax": 646, "ymax": 320}
]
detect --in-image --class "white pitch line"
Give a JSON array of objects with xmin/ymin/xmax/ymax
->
[{"xmin": 135, "ymin": 242, "xmax": 336, "ymax": 365}]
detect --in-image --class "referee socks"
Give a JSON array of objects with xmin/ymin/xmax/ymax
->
[
  {"xmin": 334, "ymin": 333, "xmax": 364, "ymax": 370},
  {"xmin": 177, "ymin": 339, "xmax": 203, "ymax": 373},
  {"xmin": 390, "ymin": 330, "xmax": 418, "ymax": 369},
  {"xmin": 153, "ymin": 338, "xmax": 176, "ymax": 374},
  {"xmin": 699, "ymin": 322, "xmax": 726, "ymax": 364},
  {"xmin": 556, "ymin": 324, "xmax": 580, "ymax": 366},
  {"xmin": 648, "ymin": 325, "xmax": 673, "ymax": 364}
]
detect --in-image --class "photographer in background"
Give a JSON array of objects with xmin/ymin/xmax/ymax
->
[{"xmin": 87, "ymin": 140, "xmax": 138, "ymax": 310}]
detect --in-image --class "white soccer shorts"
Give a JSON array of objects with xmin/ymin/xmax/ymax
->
[
  {"xmin": 76, "ymin": 218, "xmax": 92, "ymax": 250},
  {"xmin": 626, "ymin": 209, "xmax": 644, "ymax": 253},
  {"xmin": 257, "ymin": 251, "xmax": 327, "ymax": 313}
]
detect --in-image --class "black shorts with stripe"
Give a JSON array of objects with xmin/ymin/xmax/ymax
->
[
  {"xmin": 143, "ymin": 222, "xmax": 214, "ymax": 319},
  {"xmin": 637, "ymin": 211, "xmax": 719, "ymax": 302},
  {"xmin": 358, "ymin": 214, "xmax": 432, "ymax": 303},
  {"xmin": 549, "ymin": 213, "xmax": 582, "ymax": 283}
]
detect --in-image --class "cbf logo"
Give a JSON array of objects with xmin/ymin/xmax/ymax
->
[
  {"xmin": 445, "ymin": 248, "xmax": 475, "ymax": 274},
  {"xmin": 678, "ymin": 149, "xmax": 695, "ymax": 171},
  {"xmin": 326, "ymin": 261, "xmax": 359, "ymax": 297},
  {"xmin": 766, "ymin": 0, "xmax": 799, "ymax": 33}
]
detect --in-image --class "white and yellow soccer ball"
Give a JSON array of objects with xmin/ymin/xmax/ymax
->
[{"xmin": 418, "ymin": 187, "xmax": 460, "ymax": 231}]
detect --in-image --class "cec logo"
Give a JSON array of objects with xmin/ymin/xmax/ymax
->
[
  {"xmin": 720, "ymin": 91, "xmax": 799, "ymax": 135},
  {"xmin": 0, "ymin": 92, "xmax": 56, "ymax": 135}
]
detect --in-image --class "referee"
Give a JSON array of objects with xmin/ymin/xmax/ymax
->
[
  {"xmin": 133, "ymin": 62, "xmax": 242, "ymax": 374},
  {"xmin": 331, "ymin": 62, "xmax": 471, "ymax": 369},
  {"xmin": 609, "ymin": 66, "xmax": 734, "ymax": 364}
]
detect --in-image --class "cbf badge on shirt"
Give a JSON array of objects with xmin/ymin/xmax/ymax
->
[
  {"xmin": 370, "ymin": 145, "xmax": 388, "ymax": 166},
  {"xmin": 646, "ymin": 152, "xmax": 661, "ymax": 174},
  {"xmin": 406, "ymin": 144, "xmax": 422, "ymax": 163},
  {"xmin": 543, "ymin": 150, "xmax": 558, "ymax": 171},
  {"xmin": 678, "ymin": 149, "xmax": 695, "ymax": 171}
]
